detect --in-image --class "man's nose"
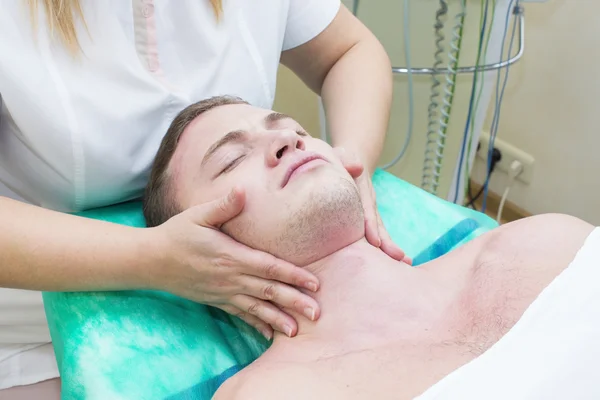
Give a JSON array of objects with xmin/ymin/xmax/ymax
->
[{"xmin": 266, "ymin": 130, "xmax": 306, "ymax": 167}]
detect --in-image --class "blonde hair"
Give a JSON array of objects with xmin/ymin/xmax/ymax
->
[{"xmin": 27, "ymin": 0, "xmax": 223, "ymax": 54}]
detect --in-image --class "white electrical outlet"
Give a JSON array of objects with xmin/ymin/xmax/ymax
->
[{"xmin": 476, "ymin": 132, "xmax": 535, "ymax": 184}]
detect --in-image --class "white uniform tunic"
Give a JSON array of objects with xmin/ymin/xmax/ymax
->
[{"xmin": 0, "ymin": 0, "xmax": 340, "ymax": 389}]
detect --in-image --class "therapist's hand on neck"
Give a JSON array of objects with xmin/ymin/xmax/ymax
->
[
  {"xmin": 334, "ymin": 148, "xmax": 411, "ymax": 265},
  {"xmin": 146, "ymin": 187, "xmax": 321, "ymax": 341},
  {"xmin": 279, "ymin": 6, "xmax": 409, "ymax": 264}
]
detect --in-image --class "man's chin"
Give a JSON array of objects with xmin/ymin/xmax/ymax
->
[{"xmin": 274, "ymin": 175, "xmax": 365, "ymax": 265}]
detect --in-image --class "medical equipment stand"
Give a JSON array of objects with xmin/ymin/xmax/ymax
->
[{"xmin": 391, "ymin": 4, "xmax": 525, "ymax": 199}]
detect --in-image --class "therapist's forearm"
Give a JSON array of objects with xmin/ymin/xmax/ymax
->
[
  {"xmin": 0, "ymin": 196, "xmax": 155, "ymax": 292},
  {"xmin": 321, "ymin": 36, "xmax": 392, "ymax": 173}
]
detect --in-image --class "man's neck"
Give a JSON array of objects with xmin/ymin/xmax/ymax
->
[{"xmin": 271, "ymin": 239, "xmax": 451, "ymax": 354}]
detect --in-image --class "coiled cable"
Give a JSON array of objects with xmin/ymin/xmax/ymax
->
[
  {"xmin": 422, "ymin": 0, "xmax": 467, "ymax": 195},
  {"xmin": 421, "ymin": 0, "xmax": 448, "ymax": 191}
]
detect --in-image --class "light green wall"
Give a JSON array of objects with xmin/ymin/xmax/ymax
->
[{"xmin": 275, "ymin": 1, "xmax": 492, "ymax": 199}]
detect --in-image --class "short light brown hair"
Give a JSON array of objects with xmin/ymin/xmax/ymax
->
[{"xmin": 143, "ymin": 95, "xmax": 248, "ymax": 227}]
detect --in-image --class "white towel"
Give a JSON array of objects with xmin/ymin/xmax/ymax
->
[{"xmin": 416, "ymin": 227, "xmax": 600, "ymax": 400}]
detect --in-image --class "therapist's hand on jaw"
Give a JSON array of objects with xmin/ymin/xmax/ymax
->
[
  {"xmin": 149, "ymin": 186, "xmax": 320, "ymax": 340},
  {"xmin": 334, "ymin": 147, "xmax": 411, "ymax": 265},
  {"xmin": 280, "ymin": 7, "xmax": 409, "ymax": 263}
]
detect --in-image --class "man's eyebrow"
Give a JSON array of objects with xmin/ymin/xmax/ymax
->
[
  {"xmin": 264, "ymin": 112, "xmax": 294, "ymax": 126},
  {"xmin": 201, "ymin": 130, "xmax": 246, "ymax": 166},
  {"xmin": 200, "ymin": 113, "xmax": 294, "ymax": 166}
]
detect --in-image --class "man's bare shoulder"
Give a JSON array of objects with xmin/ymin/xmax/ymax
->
[
  {"xmin": 212, "ymin": 376, "xmax": 241, "ymax": 400},
  {"xmin": 213, "ymin": 369, "xmax": 263, "ymax": 400},
  {"xmin": 467, "ymin": 213, "xmax": 594, "ymax": 304},
  {"xmin": 438, "ymin": 213, "xmax": 594, "ymax": 354},
  {"xmin": 481, "ymin": 213, "xmax": 593, "ymax": 269},
  {"xmin": 212, "ymin": 362, "xmax": 318, "ymax": 400},
  {"xmin": 213, "ymin": 359, "xmax": 343, "ymax": 400}
]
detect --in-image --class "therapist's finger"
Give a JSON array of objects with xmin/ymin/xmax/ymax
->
[
  {"xmin": 376, "ymin": 211, "xmax": 406, "ymax": 262},
  {"xmin": 364, "ymin": 204, "xmax": 381, "ymax": 248},
  {"xmin": 191, "ymin": 186, "xmax": 246, "ymax": 228},
  {"xmin": 239, "ymin": 275, "xmax": 320, "ymax": 322},
  {"xmin": 239, "ymin": 247, "xmax": 320, "ymax": 293},
  {"xmin": 359, "ymin": 178, "xmax": 381, "ymax": 248},
  {"xmin": 230, "ymin": 294, "xmax": 298, "ymax": 337},
  {"xmin": 334, "ymin": 147, "xmax": 364, "ymax": 178},
  {"xmin": 333, "ymin": 147, "xmax": 379, "ymax": 245},
  {"xmin": 375, "ymin": 210, "xmax": 412, "ymax": 265},
  {"xmin": 218, "ymin": 304, "xmax": 274, "ymax": 340}
]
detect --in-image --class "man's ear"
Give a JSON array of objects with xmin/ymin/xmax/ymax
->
[{"xmin": 333, "ymin": 147, "xmax": 364, "ymax": 179}]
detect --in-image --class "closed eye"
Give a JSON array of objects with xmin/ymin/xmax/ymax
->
[
  {"xmin": 296, "ymin": 130, "xmax": 308, "ymax": 137},
  {"xmin": 218, "ymin": 155, "xmax": 245, "ymax": 176}
]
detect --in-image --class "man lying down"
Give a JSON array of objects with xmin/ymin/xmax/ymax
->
[{"xmin": 144, "ymin": 95, "xmax": 600, "ymax": 399}]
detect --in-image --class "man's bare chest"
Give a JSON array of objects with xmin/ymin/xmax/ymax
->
[{"xmin": 279, "ymin": 255, "xmax": 562, "ymax": 399}]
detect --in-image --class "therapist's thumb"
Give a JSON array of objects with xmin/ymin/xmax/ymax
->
[
  {"xmin": 194, "ymin": 187, "xmax": 246, "ymax": 228},
  {"xmin": 334, "ymin": 147, "xmax": 364, "ymax": 179}
]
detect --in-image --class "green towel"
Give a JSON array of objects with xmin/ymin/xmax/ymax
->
[{"xmin": 43, "ymin": 169, "xmax": 497, "ymax": 399}]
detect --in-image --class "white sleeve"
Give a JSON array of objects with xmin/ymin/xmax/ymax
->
[{"xmin": 282, "ymin": 0, "xmax": 341, "ymax": 51}]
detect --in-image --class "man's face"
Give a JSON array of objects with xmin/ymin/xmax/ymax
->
[{"xmin": 171, "ymin": 103, "xmax": 364, "ymax": 264}]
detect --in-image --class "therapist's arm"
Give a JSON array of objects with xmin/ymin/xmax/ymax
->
[
  {"xmin": 0, "ymin": 196, "xmax": 154, "ymax": 291},
  {"xmin": 280, "ymin": 4, "xmax": 391, "ymax": 173},
  {"xmin": 0, "ymin": 194, "xmax": 321, "ymax": 338}
]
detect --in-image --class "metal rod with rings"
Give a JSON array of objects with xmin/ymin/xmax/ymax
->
[{"xmin": 392, "ymin": 5, "xmax": 525, "ymax": 75}]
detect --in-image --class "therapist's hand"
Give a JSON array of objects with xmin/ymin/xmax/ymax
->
[
  {"xmin": 148, "ymin": 187, "xmax": 320, "ymax": 340},
  {"xmin": 334, "ymin": 147, "xmax": 412, "ymax": 265}
]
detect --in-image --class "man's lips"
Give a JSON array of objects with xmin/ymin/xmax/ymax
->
[{"xmin": 281, "ymin": 154, "xmax": 327, "ymax": 188}]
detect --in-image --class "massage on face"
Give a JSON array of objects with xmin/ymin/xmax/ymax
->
[{"xmin": 170, "ymin": 99, "xmax": 370, "ymax": 269}]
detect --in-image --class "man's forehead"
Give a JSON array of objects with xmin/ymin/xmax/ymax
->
[
  {"xmin": 180, "ymin": 104, "xmax": 297, "ymax": 152},
  {"xmin": 171, "ymin": 104, "xmax": 296, "ymax": 177},
  {"xmin": 181, "ymin": 104, "xmax": 270, "ymax": 148},
  {"xmin": 169, "ymin": 106, "xmax": 239, "ymax": 181}
]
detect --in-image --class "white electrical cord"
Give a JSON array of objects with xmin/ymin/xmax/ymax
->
[
  {"xmin": 484, "ymin": 0, "xmax": 519, "ymax": 212},
  {"xmin": 497, "ymin": 159, "xmax": 523, "ymax": 224}
]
